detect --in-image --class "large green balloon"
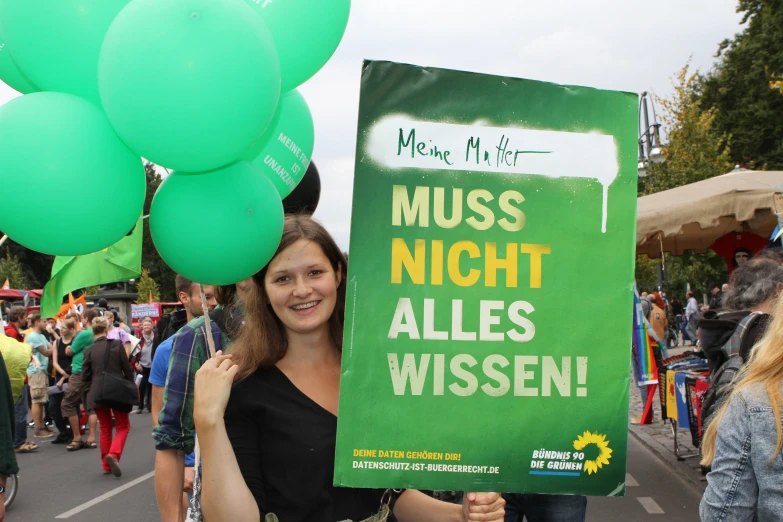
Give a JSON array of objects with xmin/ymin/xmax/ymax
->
[
  {"xmin": 0, "ymin": 36, "xmax": 38, "ymax": 94},
  {"xmin": 0, "ymin": 0, "xmax": 131, "ymax": 102},
  {"xmin": 0, "ymin": 92, "xmax": 145, "ymax": 255},
  {"xmin": 243, "ymin": 90, "xmax": 314, "ymax": 198},
  {"xmin": 150, "ymin": 162, "xmax": 284, "ymax": 285},
  {"xmin": 99, "ymin": 0, "xmax": 281, "ymax": 172},
  {"xmin": 244, "ymin": 0, "xmax": 351, "ymax": 91}
]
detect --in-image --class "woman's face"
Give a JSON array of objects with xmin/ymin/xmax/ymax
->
[
  {"xmin": 141, "ymin": 320, "xmax": 154, "ymax": 334},
  {"xmin": 104, "ymin": 311, "xmax": 114, "ymax": 326},
  {"xmin": 264, "ymin": 239, "xmax": 341, "ymax": 337}
]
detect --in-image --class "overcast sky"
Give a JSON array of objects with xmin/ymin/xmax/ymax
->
[{"xmin": 0, "ymin": 0, "xmax": 745, "ymax": 251}]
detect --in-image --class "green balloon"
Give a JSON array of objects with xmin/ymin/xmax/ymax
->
[
  {"xmin": 0, "ymin": 0, "xmax": 131, "ymax": 102},
  {"xmin": 244, "ymin": 0, "xmax": 351, "ymax": 91},
  {"xmin": 99, "ymin": 0, "xmax": 281, "ymax": 172},
  {"xmin": 0, "ymin": 36, "xmax": 38, "ymax": 94},
  {"xmin": 0, "ymin": 92, "xmax": 145, "ymax": 256},
  {"xmin": 150, "ymin": 162, "xmax": 284, "ymax": 285},
  {"xmin": 243, "ymin": 90, "xmax": 314, "ymax": 198}
]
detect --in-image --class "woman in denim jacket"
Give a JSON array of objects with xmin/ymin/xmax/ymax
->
[{"xmin": 700, "ymin": 290, "xmax": 783, "ymax": 521}]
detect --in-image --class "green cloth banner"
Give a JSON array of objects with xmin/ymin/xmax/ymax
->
[
  {"xmin": 334, "ymin": 61, "xmax": 637, "ymax": 496},
  {"xmin": 40, "ymin": 218, "xmax": 143, "ymax": 318}
]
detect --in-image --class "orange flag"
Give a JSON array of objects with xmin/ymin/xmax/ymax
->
[
  {"xmin": 1, "ymin": 278, "xmax": 9, "ymax": 290},
  {"xmin": 148, "ymin": 291, "xmax": 153, "ymax": 304},
  {"xmin": 53, "ymin": 293, "xmax": 87, "ymax": 321}
]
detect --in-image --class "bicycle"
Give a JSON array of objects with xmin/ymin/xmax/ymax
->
[
  {"xmin": 3, "ymin": 474, "xmax": 18, "ymax": 510},
  {"xmin": 666, "ymin": 324, "xmax": 680, "ymax": 350}
]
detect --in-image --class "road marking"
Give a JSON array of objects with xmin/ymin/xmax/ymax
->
[
  {"xmin": 55, "ymin": 471, "xmax": 155, "ymax": 519},
  {"xmin": 626, "ymin": 473, "xmax": 640, "ymax": 486},
  {"xmin": 637, "ymin": 497, "xmax": 665, "ymax": 514}
]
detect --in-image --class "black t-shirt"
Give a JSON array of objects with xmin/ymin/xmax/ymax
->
[
  {"xmin": 224, "ymin": 366, "xmax": 386, "ymax": 522},
  {"xmin": 56, "ymin": 337, "xmax": 74, "ymax": 376}
]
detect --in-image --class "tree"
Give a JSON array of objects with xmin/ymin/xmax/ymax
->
[
  {"xmin": 640, "ymin": 64, "xmax": 732, "ymax": 196},
  {"xmin": 0, "ymin": 250, "xmax": 30, "ymax": 289},
  {"xmin": 694, "ymin": 0, "xmax": 783, "ymax": 169},
  {"xmin": 141, "ymin": 162, "xmax": 177, "ymax": 301},
  {"xmin": 135, "ymin": 268, "xmax": 161, "ymax": 304},
  {"xmin": 0, "ymin": 238, "xmax": 53, "ymax": 289},
  {"xmin": 636, "ymin": 65, "xmax": 732, "ymax": 295}
]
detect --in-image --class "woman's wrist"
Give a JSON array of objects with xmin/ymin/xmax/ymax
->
[{"xmin": 194, "ymin": 416, "xmax": 225, "ymax": 437}]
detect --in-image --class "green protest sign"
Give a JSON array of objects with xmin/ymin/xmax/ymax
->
[{"xmin": 335, "ymin": 60, "xmax": 637, "ymax": 496}]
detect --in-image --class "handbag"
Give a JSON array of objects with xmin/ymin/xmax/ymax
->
[{"xmin": 94, "ymin": 339, "xmax": 138, "ymax": 408}]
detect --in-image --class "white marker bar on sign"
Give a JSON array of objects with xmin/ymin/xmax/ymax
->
[{"xmin": 366, "ymin": 115, "xmax": 620, "ymax": 233}]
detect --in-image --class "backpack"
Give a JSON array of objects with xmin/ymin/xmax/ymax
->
[{"xmin": 700, "ymin": 313, "xmax": 767, "ymax": 431}]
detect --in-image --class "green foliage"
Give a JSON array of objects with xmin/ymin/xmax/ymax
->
[
  {"xmin": 83, "ymin": 286, "xmax": 100, "ymax": 297},
  {"xmin": 694, "ymin": 0, "xmax": 783, "ymax": 169},
  {"xmin": 640, "ymin": 64, "xmax": 732, "ymax": 196},
  {"xmin": 135, "ymin": 268, "xmax": 161, "ymax": 304},
  {"xmin": 141, "ymin": 162, "xmax": 177, "ymax": 301},
  {"xmin": 0, "ymin": 238, "xmax": 53, "ymax": 288},
  {"xmin": 0, "ymin": 250, "xmax": 30, "ymax": 289},
  {"xmin": 635, "ymin": 251, "xmax": 729, "ymax": 301}
]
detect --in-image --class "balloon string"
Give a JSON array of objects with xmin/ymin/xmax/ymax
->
[
  {"xmin": 200, "ymin": 284, "xmax": 217, "ymax": 358},
  {"xmin": 192, "ymin": 283, "xmax": 216, "ymax": 521}
]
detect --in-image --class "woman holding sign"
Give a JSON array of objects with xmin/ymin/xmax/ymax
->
[{"xmin": 194, "ymin": 215, "xmax": 505, "ymax": 521}]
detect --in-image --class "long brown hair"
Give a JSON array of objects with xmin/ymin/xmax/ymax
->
[{"xmin": 230, "ymin": 214, "xmax": 348, "ymax": 378}]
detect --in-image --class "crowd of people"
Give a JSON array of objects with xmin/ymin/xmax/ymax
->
[
  {"xmin": 637, "ymin": 250, "xmax": 783, "ymax": 521},
  {"xmin": 4, "ymin": 215, "xmax": 783, "ymax": 521}
]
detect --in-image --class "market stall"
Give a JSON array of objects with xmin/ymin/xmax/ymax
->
[{"xmin": 637, "ymin": 169, "xmax": 783, "ymax": 258}]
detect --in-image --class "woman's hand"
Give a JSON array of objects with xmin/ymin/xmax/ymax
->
[
  {"xmin": 134, "ymin": 362, "xmax": 142, "ymax": 372},
  {"xmin": 462, "ymin": 493, "xmax": 505, "ymax": 521},
  {"xmin": 194, "ymin": 351, "xmax": 238, "ymax": 433},
  {"xmin": 65, "ymin": 347, "xmax": 73, "ymax": 356},
  {"xmin": 57, "ymin": 377, "xmax": 66, "ymax": 388}
]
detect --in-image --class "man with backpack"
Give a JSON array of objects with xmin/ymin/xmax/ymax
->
[{"xmin": 699, "ymin": 254, "xmax": 783, "ymax": 434}]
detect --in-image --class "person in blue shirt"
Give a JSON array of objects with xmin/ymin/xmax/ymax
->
[
  {"xmin": 149, "ymin": 275, "xmax": 216, "ymax": 522},
  {"xmin": 25, "ymin": 314, "xmax": 53, "ymax": 439}
]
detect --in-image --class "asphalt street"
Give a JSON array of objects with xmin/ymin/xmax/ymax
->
[{"xmin": 6, "ymin": 414, "xmax": 702, "ymax": 521}]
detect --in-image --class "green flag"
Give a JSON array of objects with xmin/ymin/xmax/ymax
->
[{"xmin": 41, "ymin": 219, "xmax": 143, "ymax": 318}]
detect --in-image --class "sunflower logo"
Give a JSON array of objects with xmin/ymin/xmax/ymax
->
[{"xmin": 573, "ymin": 431, "xmax": 612, "ymax": 475}]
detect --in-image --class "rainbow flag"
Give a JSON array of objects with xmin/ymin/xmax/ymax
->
[{"xmin": 632, "ymin": 288, "xmax": 661, "ymax": 385}]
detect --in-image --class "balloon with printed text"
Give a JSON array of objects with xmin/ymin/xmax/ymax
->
[
  {"xmin": 243, "ymin": 90, "xmax": 314, "ymax": 198},
  {"xmin": 98, "ymin": 0, "xmax": 281, "ymax": 172},
  {"xmin": 0, "ymin": 92, "xmax": 145, "ymax": 255},
  {"xmin": 243, "ymin": 0, "xmax": 351, "ymax": 91},
  {"xmin": 150, "ymin": 161, "xmax": 284, "ymax": 285}
]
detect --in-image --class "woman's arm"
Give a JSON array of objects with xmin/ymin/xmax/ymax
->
[
  {"xmin": 700, "ymin": 393, "xmax": 758, "ymax": 521},
  {"xmin": 395, "ymin": 491, "xmax": 505, "ymax": 522},
  {"xmin": 195, "ymin": 353, "xmax": 259, "ymax": 522}
]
